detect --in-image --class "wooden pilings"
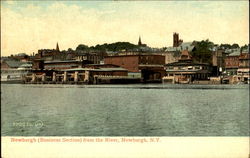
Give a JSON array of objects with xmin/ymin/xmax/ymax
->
[
  {"xmin": 63, "ymin": 72, "xmax": 68, "ymax": 82},
  {"xmin": 24, "ymin": 70, "xmax": 86, "ymax": 84},
  {"xmin": 52, "ymin": 72, "xmax": 56, "ymax": 82},
  {"xmin": 74, "ymin": 71, "xmax": 78, "ymax": 82},
  {"xmin": 84, "ymin": 71, "xmax": 89, "ymax": 82},
  {"xmin": 31, "ymin": 73, "xmax": 37, "ymax": 83}
]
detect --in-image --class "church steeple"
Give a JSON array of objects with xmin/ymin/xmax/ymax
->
[
  {"xmin": 138, "ymin": 36, "xmax": 142, "ymax": 46},
  {"xmin": 56, "ymin": 42, "xmax": 60, "ymax": 52}
]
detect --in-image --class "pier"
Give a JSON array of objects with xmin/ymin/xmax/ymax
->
[{"xmin": 23, "ymin": 68, "xmax": 141, "ymax": 84}]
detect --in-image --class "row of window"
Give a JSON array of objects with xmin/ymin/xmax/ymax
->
[{"xmin": 167, "ymin": 66, "xmax": 205, "ymax": 70}]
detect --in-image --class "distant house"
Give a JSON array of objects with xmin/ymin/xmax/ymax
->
[
  {"xmin": 211, "ymin": 47, "xmax": 226, "ymax": 76},
  {"xmin": 237, "ymin": 52, "xmax": 250, "ymax": 82},
  {"xmin": 74, "ymin": 52, "xmax": 103, "ymax": 64},
  {"xmin": 34, "ymin": 43, "xmax": 61, "ymax": 61},
  {"xmin": 1, "ymin": 59, "xmax": 22, "ymax": 70},
  {"xmin": 211, "ymin": 48, "xmax": 225, "ymax": 67},
  {"xmin": 162, "ymin": 42, "xmax": 196, "ymax": 64},
  {"xmin": 1, "ymin": 59, "xmax": 32, "ymax": 82},
  {"xmin": 164, "ymin": 50, "xmax": 212, "ymax": 83},
  {"xmin": 224, "ymin": 48, "xmax": 241, "ymax": 75},
  {"xmin": 10, "ymin": 53, "xmax": 31, "ymax": 62}
]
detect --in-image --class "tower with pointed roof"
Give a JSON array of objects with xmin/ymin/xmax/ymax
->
[
  {"xmin": 138, "ymin": 36, "xmax": 142, "ymax": 46},
  {"xmin": 56, "ymin": 42, "xmax": 60, "ymax": 52}
]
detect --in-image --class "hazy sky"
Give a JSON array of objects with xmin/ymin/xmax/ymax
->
[{"xmin": 1, "ymin": 1, "xmax": 249, "ymax": 56}]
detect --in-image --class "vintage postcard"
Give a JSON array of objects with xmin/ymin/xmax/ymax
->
[{"xmin": 1, "ymin": 0, "xmax": 249, "ymax": 158}]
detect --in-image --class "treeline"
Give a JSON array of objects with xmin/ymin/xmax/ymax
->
[
  {"xmin": 191, "ymin": 40, "xmax": 248, "ymax": 64},
  {"xmin": 73, "ymin": 42, "xmax": 140, "ymax": 52},
  {"xmin": 191, "ymin": 39, "xmax": 214, "ymax": 64},
  {"xmin": 64, "ymin": 40, "xmax": 248, "ymax": 64},
  {"xmin": 218, "ymin": 43, "xmax": 248, "ymax": 50}
]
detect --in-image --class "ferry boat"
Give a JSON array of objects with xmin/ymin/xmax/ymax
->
[{"xmin": 1, "ymin": 68, "xmax": 31, "ymax": 84}]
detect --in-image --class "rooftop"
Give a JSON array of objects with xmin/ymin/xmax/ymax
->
[
  {"xmin": 44, "ymin": 60, "xmax": 82, "ymax": 64},
  {"xmin": 165, "ymin": 61, "xmax": 210, "ymax": 66},
  {"xmin": 106, "ymin": 54, "xmax": 164, "ymax": 57},
  {"xmin": 64, "ymin": 67, "xmax": 128, "ymax": 72},
  {"xmin": 165, "ymin": 42, "xmax": 195, "ymax": 52},
  {"xmin": 2, "ymin": 59, "xmax": 22, "ymax": 68},
  {"xmin": 226, "ymin": 48, "xmax": 241, "ymax": 56}
]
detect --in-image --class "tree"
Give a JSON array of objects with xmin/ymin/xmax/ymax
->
[
  {"xmin": 241, "ymin": 44, "xmax": 249, "ymax": 50},
  {"xmin": 75, "ymin": 42, "xmax": 140, "ymax": 52},
  {"xmin": 231, "ymin": 43, "xmax": 239, "ymax": 49},
  {"xmin": 76, "ymin": 44, "xmax": 89, "ymax": 51},
  {"xmin": 191, "ymin": 39, "xmax": 214, "ymax": 63},
  {"xmin": 219, "ymin": 43, "xmax": 240, "ymax": 49},
  {"xmin": 68, "ymin": 48, "xmax": 74, "ymax": 52},
  {"xmin": 219, "ymin": 44, "xmax": 231, "ymax": 49}
]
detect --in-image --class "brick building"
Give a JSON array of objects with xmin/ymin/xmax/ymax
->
[
  {"xmin": 163, "ymin": 42, "xmax": 195, "ymax": 64},
  {"xmin": 164, "ymin": 50, "xmax": 213, "ymax": 83},
  {"xmin": 224, "ymin": 49, "xmax": 241, "ymax": 75},
  {"xmin": 74, "ymin": 52, "xmax": 104, "ymax": 64},
  {"xmin": 211, "ymin": 48, "xmax": 226, "ymax": 76},
  {"xmin": 212, "ymin": 49, "xmax": 226, "ymax": 67},
  {"xmin": 34, "ymin": 43, "xmax": 61, "ymax": 61},
  {"xmin": 32, "ymin": 60, "xmax": 85, "ymax": 70},
  {"xmin": 104, "ymin": 54, "xmax": 165, "ymax": 82},
  {"xmin": 237, "ymin": 53, "xmax": 250, "ymax": 83},
  {"xmin": 10, "ymin": 53, "xmax": 31, "ymax": 62},
  {"xmin": 104, "ymin": 54, "xmax": 165, "ymax": 72}
]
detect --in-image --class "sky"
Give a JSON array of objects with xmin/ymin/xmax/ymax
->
[{"xmin": 1, "ymin": 0, "xmax": 249, "ymax": 56}]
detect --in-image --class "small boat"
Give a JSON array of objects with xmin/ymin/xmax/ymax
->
[{"xmin": 1, "ymin": 74, "xmax": 23, "ymax": 84}]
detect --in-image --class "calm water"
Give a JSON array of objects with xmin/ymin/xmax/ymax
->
[{"xmin": 1, "ymin": 84, "xmax": 249, "ymax": 136}]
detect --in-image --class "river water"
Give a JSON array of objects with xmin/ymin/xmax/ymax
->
[{"xmin": 1, "ymin": 84, "xmax": 249, "ymax": 136}]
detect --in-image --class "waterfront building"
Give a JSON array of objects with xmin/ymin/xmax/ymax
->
[
  {"xmin": 23, "ymin": 66, "xmax": 131, "ymax": 84},
  {"xmin": 163, "ymin": 42, "xmax": 196, "ymax": 64},
  {"xmin": 1, "ymin": 59, "xmax": 22, "ymax": 70},
  {"xmin": 237, "ymin": 52, "xmax": 250, "ymax": 83},
  {"xmin": 164, "ymin": 50, "xmax": 212, "ymax": 83},
  {"xmin": 104, "ymin": 54, "xmax": 165, "ymax": 82},
  {"xmin": 74, "ymin": 52, "xmax": 104, "ymax": 64},
  {"xmin": 64, "ymin": 67, "xmax": 129, "ymax": 84},
  {"xmin": 1, "ymin": 59, "xmax": 32, "ymax": 83},
  {"xmin": 104, "ymin": 54, "xmax": 165, "ymax": 72},
  {"xmin": 224, "ymin": 48, "xmax": 241, "ymax": 75},
  {"xmin": 211, "ymin": 48, "xmax": 226, "ymax": 76},
  {"xmin": 32, "ymin": 60, "xmax": 82, "ymax": 70},
  {"xmin": 43, "ymin": 60, "xmax": 84, "ymax": 70}
]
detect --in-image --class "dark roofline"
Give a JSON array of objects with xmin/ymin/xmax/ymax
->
[
  {"xmin": 84, "ymin": 64, "xmax": 120, "ymax": 67},
  {"xmin": 165, "ymin": 61, "xmax": 211, "ymax": 66},
  {"xmin": 44, "ymin": 60, "xmax": 82, "ymax": 64},
  {"xmin": 105, "ymin": 54, "xmax": 164, "ymax": 58}
]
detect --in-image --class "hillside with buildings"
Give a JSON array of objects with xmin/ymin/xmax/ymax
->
[{"xmin": 1, "ymin": 33, "xmax": 249, "ymax": 84}]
